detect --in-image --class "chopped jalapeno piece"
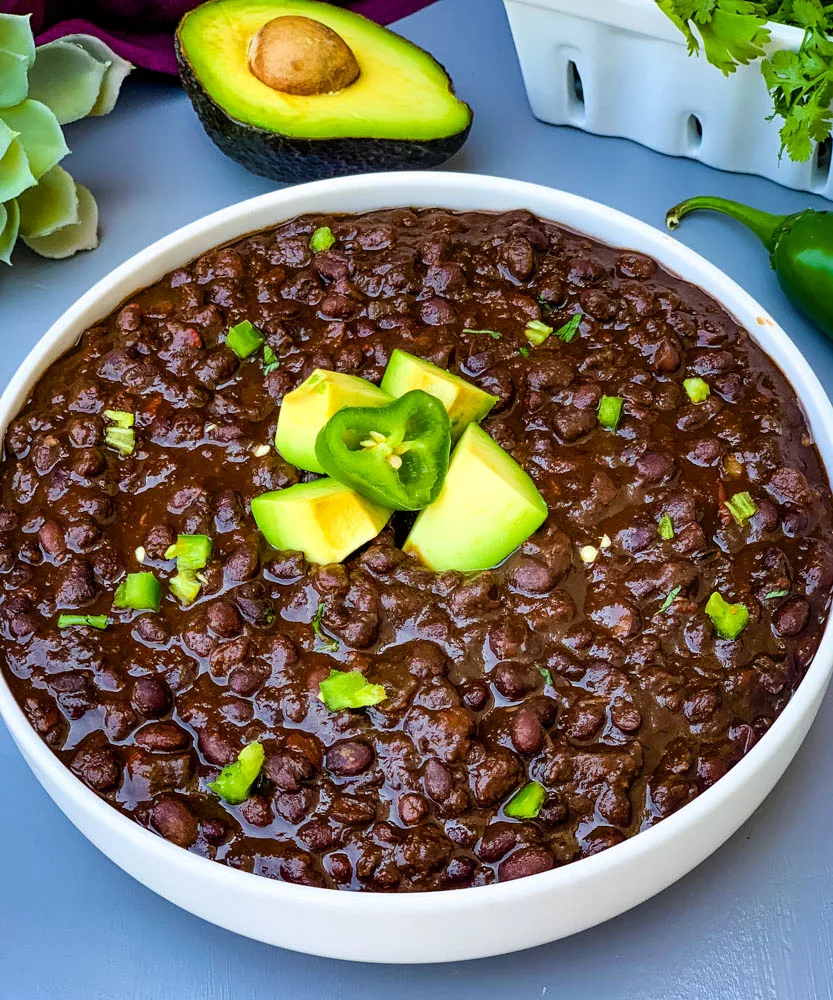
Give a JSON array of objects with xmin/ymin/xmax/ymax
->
[
  {"xmin": 170, "ymin": 570, "xmax": 201, "ymax": 606},
  {"xmin": 505, "ymin": 780, "xmax": 546, "ymax": 819},
  {"xmin": 462, "ymin": 328, "xmax": 501, "ymax": 339},
  {"xmin": 165, "ymin": 534, "xmax": 212, "ymax": 571},
  {"xmin": 684, "ymin": 377, "xmax": 711, "ymax": 404},
  {"xmin": 524, "ymin": 319, "xmax": 553, "ymax": 345},
  {"xmin": 518, "ymin": 346, "xmax": 530, "ymax": 358},
  {"xmin": 310, "ymin": 226, "xmax": 335, "ymax": 253},
  {"xmin": 658, "ymin": 512, "xmax": 675, "ymax": 540},
  {"xmin": 315, "ymin": 389, "xmax": 451, "ymax": 511},
  {"xmin": 226, "ymin": 319, "xmax": 265, "ymax": 358},
  {"xmin": 57, "ymin": 614, "xmax": 109, "ymax": 630},
  {"xmin": 598, "ymin": 395, "xmax": 623, "ymax": 430},
  {"xmin": 104, "ymin": 409, "xmax": 136, "ymax": 456},
  {"xmin": 103, "ymin": 409, "xmax": 134, "ymax": 428},
  {"xmin": 312, "ymin": 601, "xmax": 338, "ymax": 652},
  {"xmin": 113, "ymin": 571, "xmax": 162, "ymax": 612},
  {"xmin": 104, "ymin": 426, "xmax": 136, "ymax": 456},
  {"xmin": 765, "ymin": 589, "xmax": 790, "ymax": 599},
  {"xmin": 725, "ymin": 491, "xmax": 757, "ymax": 526},
  {"xmin": 553, "ymin": 313, "xmax": 582, "ymax": 343},
  {"xmin": 318, "ymin": 669, "xmax": 386, "ymax": 711},
  {"xmin": 657, "ymin": 585, "xmax": 681, "ymax": 614},
  {"xmin": 262, "ymin": 345, "xmax": 280, "ymax": 375},
  {"xmin": 705, "ymin": 591, "xmax": 749, "ymax": 640},
  {"xmin": 209, "ymin": 741, "xmax": 264, "ymax": 804}
]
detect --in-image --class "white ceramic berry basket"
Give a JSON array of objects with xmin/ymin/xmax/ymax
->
[
  {"xmin": 1, "ymin": 172, "xmax": 832, "ymax": 964},
  {"xmin": 503, "ymin": 0, "xmax": 833, "ymax": 196}
]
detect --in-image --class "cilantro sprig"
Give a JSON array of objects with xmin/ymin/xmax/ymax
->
[{"xmin": 657, "ymin": 0, "xmax": 833, "ymax": 162}]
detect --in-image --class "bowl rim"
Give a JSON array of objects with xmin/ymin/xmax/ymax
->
[{"xmin": 1, "ymin": 169, "xmax": 832, "ymax": 917}]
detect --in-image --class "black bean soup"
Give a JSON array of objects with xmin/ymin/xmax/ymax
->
[{"xmin": 2, "ymin": 208, "xmax": 831, "ymax": 892}]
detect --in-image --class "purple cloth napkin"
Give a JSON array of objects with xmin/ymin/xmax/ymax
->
[{"xmin": 1, "ymin": 0, "xmax": 437, "ymax": 75}]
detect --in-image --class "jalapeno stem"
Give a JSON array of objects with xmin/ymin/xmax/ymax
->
[{"xmin": 666, "ymin": 196, "xmax": 785, "ymax": 251}]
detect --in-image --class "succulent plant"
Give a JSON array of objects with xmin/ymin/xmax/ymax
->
[{"xmin": 0, "ymin": 14, "xmax": 132, "ymax": 263}]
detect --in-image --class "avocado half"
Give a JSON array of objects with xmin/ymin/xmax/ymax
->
[{"xmin": 175, "ymin": 0, "xmax": 473, "ymax": 183}]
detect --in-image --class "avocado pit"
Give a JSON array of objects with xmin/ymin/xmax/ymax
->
[{"xmin": 248, "ymin": 15, "xmax": 360, "ymax": 96}]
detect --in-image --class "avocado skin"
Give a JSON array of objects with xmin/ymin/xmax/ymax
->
[{"xmin": 176, "ymin": 37, "xmax": 472, "ymax": 184}]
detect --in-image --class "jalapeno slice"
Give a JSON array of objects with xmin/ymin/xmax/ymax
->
[{"xmin": 315, "ymin": 389, "xmax": 451, "ymax": 511}]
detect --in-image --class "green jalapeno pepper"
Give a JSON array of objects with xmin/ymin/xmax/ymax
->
[
  {"xmin": 315, "ymin": 389, "xmax": 451, "ymax": 511},
  {"xmin": 667, "ymin": 196, "xmax": 833, "ymax": 341}
]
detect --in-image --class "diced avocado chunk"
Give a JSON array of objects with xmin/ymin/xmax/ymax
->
[
  {"xmin": 251, "ymin": 478, "xmax": 391, "ymax": 565},
  {"xmin": 275, "ymin": 368, "xmax": 391, "ymax": 473},
  {"xmin": 404, "ymin": 423, "xmax": 547, "ymax": 572},
  {"xmin": 381, "ymin": 349, "xmax": 497, "ymax": 442}
]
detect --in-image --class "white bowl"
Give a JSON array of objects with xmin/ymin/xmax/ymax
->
[{"xmin": 1, "ymin": 172, "xmax": 832, "ymax": 964}]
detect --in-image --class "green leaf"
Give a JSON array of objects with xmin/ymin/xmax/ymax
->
[
  {"xmin": 790, "ymin": 0, "xmax": 827, "ymax": 29},
  {"xmin": 0, "ymin": 48, "xmax": 29, "ymax": 114},
  {"xmin": 312, "ymin": 601, "xmax": 339, "ymax": 652},
  {"xmin": 0, "ymin": 14, "xmax": 35, "ymax": 69},
  {"xmin": 657, "ymin": 0, "xmax": 771, "ymax": 74},
  {"xmin": 22, "ymin": 180, "xmax": 98, "ymax": 259},
  {"xmin": 17, "ymin": 163, "xmax": 78, "ymax": 238},
  {"xmin": 0, "ymin": 133, "xmax": 36, "ymax": 202},
  {"xmin": 0, "ymin": 100, "xmax": 68, "ymax": 179},
  {"xmin": 0, "ymin": 198, "xmax": 19, "ymax": 264},
  {"xmin": 657, "ymin": 585, "xmax": 682, "ymax": 614},
  {"xmin": 57, "ymin": 34, "xmax": 133, "ymax": 116},
  {"xmin": 700, "ymin": 9, "xmax": 770, "ymax": 75},
  {"xmin": 27, "ymin": 40, "xmax": 106, "ymax": 125}
]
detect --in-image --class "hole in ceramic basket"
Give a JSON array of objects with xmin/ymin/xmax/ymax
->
[
  {"xmin": 567, "ymin": 60, "xmax": 585, "ymax": 123},
  {"xmin": 812, "ymin": 136, "xmax": 832, "ymax": 190},
  {"xmin": 686, "ymin": 114, "xmax": 703, "ymax": 153}
]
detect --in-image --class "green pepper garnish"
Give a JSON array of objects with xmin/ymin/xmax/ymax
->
[
  {"xmin": 318, "ymin": 669, "xmax": 386, "ymax": 711},
  {"xmin": 170, "ymin": 571, "xmax": 201, "ymax": 606},
  {"xmin": 310, "ymin": 226, "xmax": 336, "ymax": 253},
  {"xmin": 725, "ymin": 491, "xmax": 757, "ymax": 526},
  {"xmin": 226, "ymin": 320, "xmax": 264, "ymax": 359},
  {"xmin": 667, "ymin": 197, "xmax": 833, "ymax": 345},
  {"xmin": 524, "ymin": 319, "xmax": 553, "ymax": 346},
  {"xmin": 165, "ymin": 534, "xmax": 212, "ymax": 571},
  {"xmin": 683, "ymin": 377, "xmax": 711, "ymax": 404},
  {"xmin": 58, "ymin": 614, "xmax": 109, "ymax": 630},
  {"xmin": 705, "ymin": 591, "xmax": 749, "ymax": 640},
  {"xmin": 315, "ymin": 389, "xmax": 451, "ymax": 511},
  {"xmin": 505, "ymin": 781, "xmax": 546, "ymax": 819},
  {"xmin": 598, "ymin": 395, "xmax": 623, "ymax": 430},
  {"xmin": 104, "ymin": 409, "xmax": 136, "ymax": 456},
  {"xmin": 209, "ymin": 741, "xmax": 264, "ymax": 804},
  {"xmin": 658, "ymin": 513, "xmax": 675, "ymax": 540},
  {"xmin": 113, "ymin": 571, "xmax": 161, "ymax": 613}
]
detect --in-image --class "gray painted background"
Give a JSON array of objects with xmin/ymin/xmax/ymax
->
[{"xmin": 1, "ymin": 1, "xmax": 832, "ymax": 996}]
